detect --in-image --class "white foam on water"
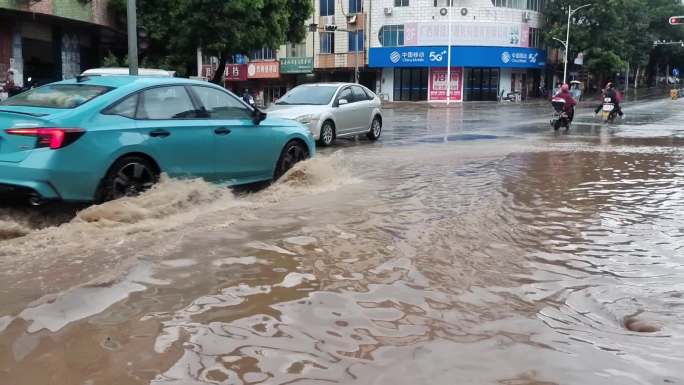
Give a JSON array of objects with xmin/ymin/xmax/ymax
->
[
  {"xmin": 276, "ymin": 272, "xmax": 317, "ymax": 288},
  {"xmin": 246, "ymin": 241, "xmax": 296, "ymax": 255},
  {"xmin": 0, "ymin": 219, "xmax": 30, "ymax": 241},
  {"xmin": 17, "ymin": 264, "xmax": 164, "ymax": 333},
  {"xmin": 160, "ymin": 259, "xmax": 198, "ymax": 268},
  {"xmin": 284, "ymin": 236, "xmax": 318, "ymax": 246},
  {"xmin": 212, "ymin": 256, "xmax": 263, "ymax": 266}
]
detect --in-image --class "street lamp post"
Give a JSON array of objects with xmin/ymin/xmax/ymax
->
[
  {"xmin": 446, "ymin": 0, "xmax": 453, "ymax": 105},
  {"xmin": 560, "ymin": 3, "xmax": 592, "ymax": 84},
  {"xmin": 355, "ymin": 26, "xmax": 359, "ymax": 83},
  {"xmin": 127, "ymin": 0, "xmax": 138, "ymax": 75}
]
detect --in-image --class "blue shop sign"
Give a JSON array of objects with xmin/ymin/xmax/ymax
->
[{"xmin": 369, "ymin": 46, "xmax": 546, "ymax": 69}]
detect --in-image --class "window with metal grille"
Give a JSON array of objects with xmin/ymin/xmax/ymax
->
[
  {"xmin": 348, "ymin": 31, "xmax": 364, "ymax": 52},
  {"xmin": 349, "ymin": 0, "xmax": 363, "ymax": 13},
  {"xmin": 250, "ymin": 47, "xmax": 276, "ymax": 61},
  {"xmin": 320, "ymin": 32, "xmax": 335, "ymax": 53},
  {"xmin": 491, "ymin": 0, "xmax": 544, "ymax": 11},
  {"xmin": 528, "ymin": 27, "xmax": 542, "ymax": 48},
  {"xmin": 320, "ymin": 0, "xmax": 335, "ymax": 16},
  {"xmin": 378, "ymin": 25, "xmax": 404, "ymax": 47}
]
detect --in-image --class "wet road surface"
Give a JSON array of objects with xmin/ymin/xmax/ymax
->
[{"xmin": 1, "ymin": 98, "xmax": 684, "ymax": 384}]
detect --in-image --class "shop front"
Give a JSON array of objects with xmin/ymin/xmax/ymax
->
[
  {"xmin": 223, "ymin": 63, "xmax": 248, "ymax": 95},
  {"xmin": 247, "ymin": 61, "xmax": 284, "ymax": 107},
  {"xmin": 369, "ymin": 45, "xmax": 546, "ymax": 102},
  {"xmin": 220, "ymin": 61, "xmax": 283, "ymax": 107},
  {"xmin": 279, "ymin": 56, "xmax": 315, "ymax": 90}
]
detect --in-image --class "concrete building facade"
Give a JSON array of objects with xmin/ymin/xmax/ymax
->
[
  {"xmin": 368, "ymin": 0, "xmax": 546, "ymax": 102},
  {"xmin": 0, "ymin": 0, "xmax": 118, "ymax": 88}
]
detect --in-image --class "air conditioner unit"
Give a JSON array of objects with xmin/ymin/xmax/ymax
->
[
  {"xmin": 522, "ymin": 11, "xmax": 531, "ymax": 22},
  {"xmin": 384, "ymin": 7, "xmax": 393, "ymax": 15},
  {"xmin": 325, "ymin": 15, "xmax": 335, "ymax": 25}
]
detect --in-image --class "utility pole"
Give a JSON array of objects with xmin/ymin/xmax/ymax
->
[
  {"xmin": 625, "ymin": 61, "xmax": 629, "ymax": 95},
  {"xmin": 127, "ymin": 0, "xmax": 138, "ymax": 75},
  {"xmin": 196, "ymin": 47, "xmax": 202, "ymax": 78},
  {"xmin": 559, "ymin": 3, "xmax": 592, "ymax": 84},
  {"xmin": 446, "ymin": 0, "xmax": 453, "ymax": 105},
  {"xmin": 355, "ymin": 25, "xmax": 359, "ymax": 83}
]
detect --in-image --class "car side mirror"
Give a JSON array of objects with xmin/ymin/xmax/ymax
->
[
  {"xmin": 252, "ymin": 108, "xmax": 267, "ymax": 125},
  {"xmin": 338, "ymin": 98, "xmax": 349, "ymax": 106}
]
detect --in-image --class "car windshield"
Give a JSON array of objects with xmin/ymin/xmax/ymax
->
[
  {"xmin": 0, "ymin": 84, "xmax": 112, "ymax": 109},
  {"xmin": 275, "ymin": 85, "xmax": 338, "ymax": 105}
]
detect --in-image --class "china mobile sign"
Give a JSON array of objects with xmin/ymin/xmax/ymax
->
[
  {"xmin": 369, "ymin": 46, "xmax": 546, "ymax": 69},
  {"xmin": 385, "ymin": 47, "xmax": 449, "ymax": 66},
  {"xmin": 500, "ymin": 51, "xmax": 540, "ymax": 66},
  {"xmin": 404, "ymin": 22, "xmax": 528, "ymax": 48},
  {"xmin": 429, "ymin": 68, "xmax": 463, "ymax": 102}
]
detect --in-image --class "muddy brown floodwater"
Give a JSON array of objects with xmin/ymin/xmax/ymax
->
[{"xmin": 1, "ymin": 100, "xmax": 684, "ymax": 385}]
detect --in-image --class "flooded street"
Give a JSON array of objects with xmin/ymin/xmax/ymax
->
[{"xmin": 2, "ymin": 98, "xmax": 684, "ymax": 384}]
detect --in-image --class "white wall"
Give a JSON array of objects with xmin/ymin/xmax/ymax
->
[
  {"xmin": 499, "ymin": 67, "xmax": 512, "ymax": 96},
  {"xmin": 370, "ymin": 0, "xmax": 544, "ymax": 49},
  {"xmin": 380, "ymin": 67, "xmax": 394, "ymax": 100}
]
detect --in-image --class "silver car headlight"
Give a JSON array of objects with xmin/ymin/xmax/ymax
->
[{"xmin": 295, "ymin": 114, "xmax": 319, "ymax": 125}]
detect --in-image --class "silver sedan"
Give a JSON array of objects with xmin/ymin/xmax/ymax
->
[{"xmin": 267, "ymin": 83, "xmax": 383, "ymax": 146}]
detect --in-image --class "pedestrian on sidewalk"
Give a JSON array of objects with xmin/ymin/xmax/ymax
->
[
  {"xmin": 242, "ymin": 88, "xmax": 255, "ymax": 107},
  {"xmin": 2, "ymin": 69, "xmax": 21, "ymax": 98}
]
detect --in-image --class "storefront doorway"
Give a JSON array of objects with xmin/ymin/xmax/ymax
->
[
  {"xmin": 464, "ymin": 68, "xmax": 500, "ymax": 101},
  {"xmin": 393, "ymin": 68, "xmax": 428, "ymax": 101}
]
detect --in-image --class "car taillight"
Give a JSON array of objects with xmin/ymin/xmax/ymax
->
[{"xmin": 5, "ymin": 128, "xmax": 85, "ymax": 149}]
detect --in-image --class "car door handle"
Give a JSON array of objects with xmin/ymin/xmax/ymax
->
[
  {"xmin": 214, "ymin": 127, "xmax": 232, "ymax": 135},
  {"xmin": 149, "ymin": 129, "xmax": 170, "ymax": 138}
]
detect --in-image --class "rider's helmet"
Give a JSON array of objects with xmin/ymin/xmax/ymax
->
[
  {"xmin": 561, "ymin": 84, "xmax": 570, "ymax": 92},
  {"xmin": 606, "ymin": 82, "xmax": 614, "ymax": 89}
]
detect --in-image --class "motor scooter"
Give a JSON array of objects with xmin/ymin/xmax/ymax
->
[
  {"xmin": 601, "ymin": 96, "xmax": 618, "ymax": 123},
  {"xmin": 550, "ymin": 97, "xmax": 572, "ymax": 130},
  {"xmin": 5, "ymin": 77, "xmax": 36, "ymax": 98}
]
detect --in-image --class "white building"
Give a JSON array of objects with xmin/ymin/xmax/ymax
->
[{"xmin": 368, "ymin": 0, "xmax": 546, "ymax": 102}]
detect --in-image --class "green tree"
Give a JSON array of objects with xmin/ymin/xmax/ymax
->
[
  {"xmin": 109, "ymin": 0, "xmax": 313, "ymax": 80},
  {"xmin": 543, "ymin": 0, "xmax": 684, "ymax": 87}
]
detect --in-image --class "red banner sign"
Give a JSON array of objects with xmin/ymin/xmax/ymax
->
[
  {"xmin": 247, "ymin": 61, "xmax": 280, "ymax": 79},
  {"xmin": 429, "ymin": 67, "xmax": 463, "ymax": 102},
  {"xmin": 201, "ymin": 64, "xmax": 216, "ymax": 79},
  {"xmin": 225, "ymin": 64, "xmax": 248, "ymax": 81}
]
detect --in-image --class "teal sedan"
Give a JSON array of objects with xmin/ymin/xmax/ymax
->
[{"xmin": 0, "ymin": 76, "xmax": 314, "ymax": 204}]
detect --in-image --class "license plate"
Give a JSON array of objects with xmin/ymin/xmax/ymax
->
[{"xmin": 603, "ymin": 104, "xmax": 614, "ymax": 112}]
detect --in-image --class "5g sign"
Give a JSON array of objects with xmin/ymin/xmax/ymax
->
[
  {"xmin": 429, "ymin": 50, "xmax": 447, "ymax": 62},
  {"xmin": 669, "ymin": 16, "xmax": 684, "ymax": 25}
]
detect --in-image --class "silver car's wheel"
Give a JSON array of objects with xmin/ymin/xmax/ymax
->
[
  {"xmin": 366, "ymin": 116, "xmax": 382, "ymax": 141},
  {"xmin": 318, "ymin": 121, "xmax": 335, "ymax": 146}
]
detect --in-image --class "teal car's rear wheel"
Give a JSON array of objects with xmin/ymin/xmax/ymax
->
[
  {"xmin": 274, "ymin": 140, "xmax": 309, "ymax": 180},
  {"xmin": 99, "ymin": 156, "xmax": 159, "ymax": 202}
]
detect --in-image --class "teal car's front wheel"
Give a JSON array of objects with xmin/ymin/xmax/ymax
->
[
  {"xmin": 274, "ymin": 140, "xmax": 310, "ymax": 180},
  {"xmin": 98, "ymin": 156, "xmax": 159, "ymax": 202}
]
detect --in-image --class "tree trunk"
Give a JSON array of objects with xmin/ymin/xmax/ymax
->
[
  {"xmin": 211, "ymin": 53, "xmax": 227, "ymax": 84},
  {"xmin": 634, "ymin": 66, "xmax": 640, "ymax": 89}
]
